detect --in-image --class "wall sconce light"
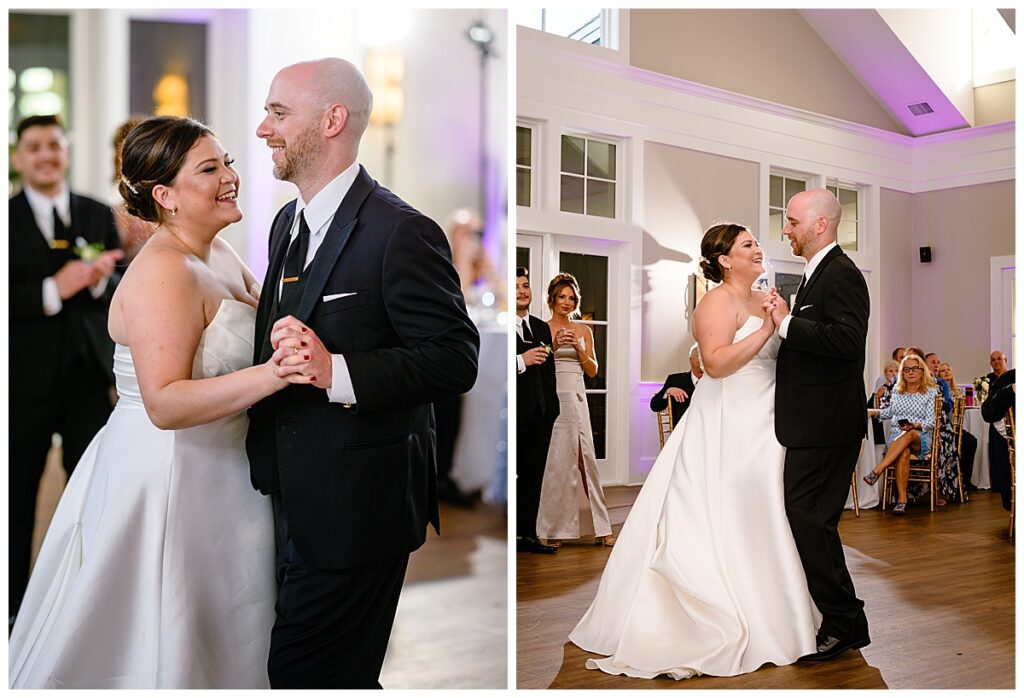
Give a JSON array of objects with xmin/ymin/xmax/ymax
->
[
  {"xmin": 366, "ymin": 48, "xmax": 405, "ymax": 127},
  {"xmin": 153, "ymin": 73, "xmax": 188, "ymax": 117},
  {"xmin": 365, "ymin": 47, "xmax": 405, "ymax": 186}
]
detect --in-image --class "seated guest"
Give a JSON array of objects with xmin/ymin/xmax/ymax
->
[
  {"xmin": 939, "ymin": 362, "xmax": 979, "ymax": 492},
  {"xmin": 987, "ymin": 350, "xmax": 1009, "ymax": 383},
  {"xmin": 982, "ymin": 368, "xmax": 1016, "ymax": 511},
  {"xmin": 864, "ymin": 354, "xmax": 940, "ymax": 515},
  {"xmin": 875, "ymin": 348, "xmax": 905, "ymax": 391},
  {"xmin": 869, "ymin": 360, "xmax": 899, "ymax": 444},
  {"xmin": 925, "ymin": 352, "xmax": 964, "ymax": 504},
  {"xmin": 649, "ymin": 344, "xmax": 703, "ymax": 428}
]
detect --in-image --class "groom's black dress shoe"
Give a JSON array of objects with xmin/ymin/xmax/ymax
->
[
  {"xmin": 799, "ymin": 634, "xmax": 871, "ymax": 662},
  {"xmin": 517, "ymin": 536, "xmax": 557, "ymax": 554}
]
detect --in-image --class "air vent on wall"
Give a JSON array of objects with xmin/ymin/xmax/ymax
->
[{"xmin": 907, "ymin": 101, "xmax": 934, "ymax": 116}]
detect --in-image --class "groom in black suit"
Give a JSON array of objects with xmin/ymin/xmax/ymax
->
[
  {"xmin": 9, "ymin": 115, "xmax": 124, "ymax": 621},
  {"xmin": 247, "ymin": 59, "xmax": 479, "ymax": 688},
  {"xmin": 769, "ymin": 188, "xmax": 870, "ymax": 661},
  {"xmin": 515, "ymin": 267, "xmax": 558, "ymax": 554}
]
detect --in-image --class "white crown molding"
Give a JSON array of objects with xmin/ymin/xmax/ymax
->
[{"xmin": 518, "ymin": 30, "xmax": 1015, "ymax": 194}]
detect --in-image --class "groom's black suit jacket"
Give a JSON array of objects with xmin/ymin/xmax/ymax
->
[
  {"xmin": 9, "ymin": 190, "xmax": 121, "ymax": 399},
  {"xmin": 775, "ymin": 245, "xmax": 869, "ymax": 446},
  {"xmin": 246, "ymin": 166, "xmax": 480, "ymax": 570}
]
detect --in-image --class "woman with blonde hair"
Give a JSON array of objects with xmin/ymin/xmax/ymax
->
[
  {"xmin": 536, "ymin": 272, "xmax": 615, "ymax": 547},
  {"xmin": 864, "ymin": 354, "xmax": 940, "ymax": 514}
]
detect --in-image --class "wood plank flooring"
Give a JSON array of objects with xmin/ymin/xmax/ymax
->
[
  {"xmin": 517, "ymin": 485, "xmax": 1015, "ymax": 689},
  {"xmin": 31, "ymin": 445, "xmax": 508, "ymax": 689}
]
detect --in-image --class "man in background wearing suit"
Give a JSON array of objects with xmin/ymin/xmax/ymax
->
[
  {"xmin": 769, "ymin": 188, "xmax": 870, "ymax": 662},
  {"xmin": 649, "ymin": 344, "xmax": 703, "ymax": 428},
  {"xmin": 982, "ymin": 367, "xmax": 1015, "ymax": 511},
  {"xmin": 247, "ymin": 59, "xmax": 479, "ymax": 688},
  {"xmin": 9, "ymin": 114, "xmax": 124, "ymax": 624},
  {"xmin": 516, "ymin": 267, "xmax": 558, "ymax": 554}
]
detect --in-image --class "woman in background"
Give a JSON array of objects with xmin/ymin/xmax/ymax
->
[{"xmin": 536, "ymin": 272, "xmax": 615, "ymax": 547}]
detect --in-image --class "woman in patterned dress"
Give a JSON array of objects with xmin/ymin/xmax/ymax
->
[{"xmin": 863, "ymin": 354, "xmax": 939, "ymax": 514}]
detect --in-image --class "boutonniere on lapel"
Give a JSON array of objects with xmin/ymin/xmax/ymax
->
[{"xmin": 73, "ymin": 237, "xmax": 105, "ymax": 263}]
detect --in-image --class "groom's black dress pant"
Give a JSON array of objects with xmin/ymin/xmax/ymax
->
[
  {"xmin": 269, "ymin": 495, "xmax": 408, "ymax": 689},
  {"xmin": 783, "ymin": 443, "xmax": 868, "ymax": 642}
]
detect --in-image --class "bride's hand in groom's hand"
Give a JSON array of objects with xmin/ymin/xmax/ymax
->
[
  {"xmin": 270, "ymin": 316, "xmax": 333, "ymax": 390},
  {"xmin": 769, "ymin": 293, "xmax": 789, "ymax": 327}
]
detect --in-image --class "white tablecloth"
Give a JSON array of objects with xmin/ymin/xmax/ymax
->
[
  {"xmin": 846, "ymin": 417, "xmax": 881, "ymax": 510},
  {"xmin": 452, "ymin": 325, "xmax": 506, "ymax": 493},
  {"xmin": 964, "ymin": 407, "xmax": 992, "ymax": 489}
]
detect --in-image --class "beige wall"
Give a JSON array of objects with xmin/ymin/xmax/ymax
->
[
  {"xmin": 641, "ymin": 142, "xmax": 759, "ymax": 381},
  {"xmin": 878, "ymin": 189, "xmax": 915, "ymax": 370},
  {"xmin": 974, "ymin": 80, "xmax": 1016, "ymax": 126},
  {"xmin": 907, "ymin": 180, "xmax": 1015, "ymax": 378},
  {"xmin": 629, "ymin": 9, "xmax": 906, "ymax": 134}
]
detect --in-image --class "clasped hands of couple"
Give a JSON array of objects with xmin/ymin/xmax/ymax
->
[
  {"xmin": 760, "ymin": 287, "xmax": 790, "ymax": 330},
  {"xmin": 267, "ymin": 315, "xmax": 333, "ymax": 388}
]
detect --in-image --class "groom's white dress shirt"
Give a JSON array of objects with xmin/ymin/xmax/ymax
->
[{"xmin": 516, "ymin": 314, "xmax": 528, "ymax": 374}]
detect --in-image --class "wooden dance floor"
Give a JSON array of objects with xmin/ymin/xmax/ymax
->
[
  {"xmin": 32, "ymin": 446, "xmax": 508, "ymax": 689},
  {"xmin": 517, "ymin": 485, "xmax": 1015, "ymax": 689}
]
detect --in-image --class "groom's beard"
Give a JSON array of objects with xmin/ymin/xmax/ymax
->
[{"xmin": 273, "ymin": 122, "xmax": 320, "ymax": 182}]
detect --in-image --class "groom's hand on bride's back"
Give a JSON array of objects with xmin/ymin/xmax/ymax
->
[{"xmin": 270, "ymin": 315, "xmax": 333, "ymax": 389}]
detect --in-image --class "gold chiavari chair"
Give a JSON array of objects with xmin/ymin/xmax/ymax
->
[
  {"xmin": 1006, "ymin": 407, "xmax": 1015, "ymax": 538},
  {"xmin": 951, "ymin": 395, "xmax": 968, "ymax": 502},
  {"xmin": 882, "ymin": 394, "xmax": 943, "ymax": 512},
  {"xmin": 657, "ymin": 400, "xmax": 675, "ymax": 450}
]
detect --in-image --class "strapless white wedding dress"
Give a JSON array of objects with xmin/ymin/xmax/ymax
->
[
  {"xmin": 9, "ymin": 300, "xmax": 275, "ymax": 688},
  {"xmin": 569, "ymin": 316, "xmax": 819, "ymax": 679}
]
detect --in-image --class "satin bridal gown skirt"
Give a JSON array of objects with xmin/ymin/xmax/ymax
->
[
  {"xmin": 569, "ymin": 318, "xmax": 819, "ymax": 679},
  {"xmin": 9, "ymin": 300, "xmax": 275, "ymax": 688},
  {"xmin": 536, "ymin": 344, "xmax": 612, "ymax": 540}
]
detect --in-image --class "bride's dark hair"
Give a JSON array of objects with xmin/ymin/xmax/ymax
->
[
  {"xmin": 118, "ymin": 116, "xmax": 214, "ymax": 223},
  {"xmin": 699, "ymin": 222, "xmax": 748, "ymax": 283}
]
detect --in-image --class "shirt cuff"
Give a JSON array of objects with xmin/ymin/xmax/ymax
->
[
  {"xmin": 90, "ymin": 275, "xmax": 109, "ymax": 299},
  {"xmin": 326, "ymin": 354, "xmax": 357, "ymax": 404},
  {"xmin": 517, "ymin": 354, "xmax": 526, "ymax": 374},
  {"xmin": 778, "ymin": 314, "xmax": 793, "ymax": 339},
  {"xmin": 42, "ymin": 277, "xmax": 62, "ymax": 316}
]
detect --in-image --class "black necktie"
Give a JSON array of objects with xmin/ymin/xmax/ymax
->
[
  {"xmin": 521, "ymin": 317, "xmax": 534, "ymax": 342},
  {"xmin": 52, "ymin": 206, "xmax": 70, "ymax": 242},
  {"xmin": 277, "ymin": 211, "xmax": 310, "ymax": 318}
]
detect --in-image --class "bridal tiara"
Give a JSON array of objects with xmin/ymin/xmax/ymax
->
[{"xmin": 120, "ymin": 175, "xmax": 139, "ymax": 195}]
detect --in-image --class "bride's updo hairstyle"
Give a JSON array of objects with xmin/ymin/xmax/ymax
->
[
  {"xmin": 547, "ymin": 272, "xmax": 582, "ymax": 319},
  {"xmin": 699, "ymin": 222, "xmax": 748, "ymax": 283},
  {"xmin": 118, "ymin": 116, "xmax": 214, "ymax": 223}
]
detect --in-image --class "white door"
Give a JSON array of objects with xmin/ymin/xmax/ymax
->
[{"xmin": 991, "ymin": 256, "xmax": 1015, "ymax": 367}]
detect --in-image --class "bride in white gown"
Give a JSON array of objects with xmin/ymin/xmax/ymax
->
[
  {"xmin": 569, "ymin": 223, "xmax": 819, "ymax": 680},
  {"xmin": 9, "ymin": 117, "xmax": 313, "ymax": 688}
]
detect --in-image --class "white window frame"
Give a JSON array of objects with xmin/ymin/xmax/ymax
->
[
  {"xmin": 827, "ymin": 178, "xmax": 862, "ymax": 253},
  {"xmin": 559, "ymin": 132, "xmax": 620, "ymax": 220},
  {"xmin": 516, "ymin": 121, "xmax": 538, "ymax": 209}
]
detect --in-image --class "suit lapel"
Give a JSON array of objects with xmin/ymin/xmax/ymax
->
[
  {"xmin": 795, "ymin": 245, "xmax": 843, "ymax": 315},
  {"xmin": 255, "ymin": 204, "xmax": 296, "ymax": 361},
  {"xmin": 12, "ymin": 192, "xmax": 52, "ymax": 270},
  {"xmin": 293, "ymin": 167, "xmax": 376, "ymax": 322}
]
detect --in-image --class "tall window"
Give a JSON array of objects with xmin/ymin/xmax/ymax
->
[
  {"xmin": 560, "ymin": 135, "xmax": 616, "ymax": 219},
  {"xmin": 558, "ymin": 251, "xmax": 609, "ymax": 459},
  {"xmin": 516, "ymin": 125, "xmax": 532, "ymax": 207},
  {"xmin": 9, "ymin": 14, "xmax": 70, "ymax": 134},
  {"xmin": 768, "ymin": 173, "xmax": 807, "ymax": 242},
  {"xmin": 514, "ymin": 8, "xmax": 605, "ymax": 45},
  {"xmin": 827, "ymin": 182, "xmax": 860, "ymax": 252}
]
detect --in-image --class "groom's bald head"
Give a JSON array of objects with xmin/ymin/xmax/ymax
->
[{"xmin": 277, "ymin": 58, "xmax": 373, "ymax": 146}]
